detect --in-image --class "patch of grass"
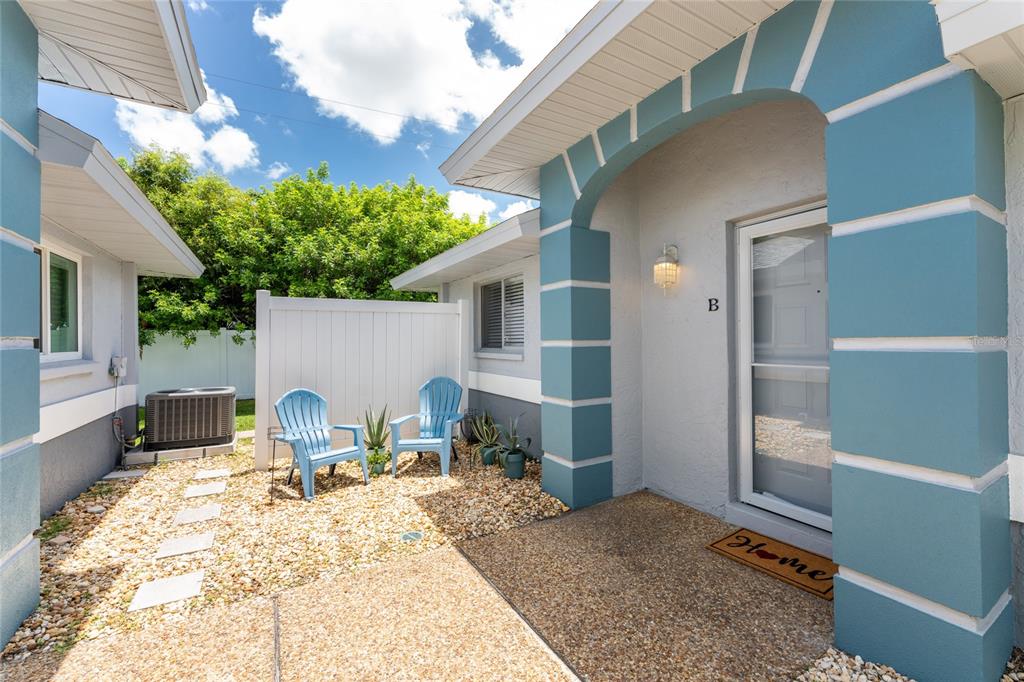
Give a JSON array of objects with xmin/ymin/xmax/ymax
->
[
  {"xmin": 38, "ymin": 516, "xmax": 71, "ymax": 541},
  {"xmin": 90, "ymin": 482, "xmax": 114, "ymax": 497},
  {"xmin": 235, "ymin": 399, "xmax": 255, "ymax": 432},
  {"xmin": 137, "ymin": 399, "xmax": 256, "ymax": 436}
]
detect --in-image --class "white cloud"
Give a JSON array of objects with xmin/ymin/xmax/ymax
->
[
  {"xmin": 448, "ymin": 190, "xmax": 496, "ymax": 221},
  {"xmin": 416, "ymin": 140, "xmax": 432, "ymax": 159},
  {"xmin": 114, "ymin": 77, "xmax": 260, "ymax": 174},
  {"xmin": 187, "ymin": 0, "xmax": 210, "ymax": 11},
  {"xmin": 266, "ymin": 161, "xmax": 292, "ymax": 180},
  {"xmin": 252, "ymin": 0, "xmax": 590, "ymax": 144},
  {"xmin": 205, "ymin": 126, "xmax": 260, "ymax": 173},
  {"xmin": 497, "ymin": 199, "xmax": 537, "ymax": 222}
]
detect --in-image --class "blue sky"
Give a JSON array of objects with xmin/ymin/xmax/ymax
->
[{"xmin": 39, "ymin": 0, "xmax": 592, "ymax": 223}]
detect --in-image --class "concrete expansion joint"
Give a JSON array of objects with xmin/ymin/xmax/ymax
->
[
  {"xmin": 0, "ymin": 117, "xmax": 37, "ymax": 155},
  {"xmin": 539, "ymin": 219, "xmax": 572, "ymax": 237},
  {"xmin": 832, "ymin": 336, "xmax": 1007, "ymax": 352},
  {"xmin": 833, "ymin": 450, "xmax": 1007, "ymax": 493},
  {"xmin": 839, "ymin": 567, "xmax": 1011, "ymax": 635},
  {"xmin": 0, "ymin": 225, "xmax": 38, "ymax": 251},
  {"xmin": 540, "ymin": 280, "xmax": 611, "ymax": 292},
  {"xmin": 542, "ymin": 396, "xmax": 611, "ymax": 408},
  {"xmin": 825, "ymin": 62, "xmax": 964, "ymax": 124},
  {"xmin": 541, "ymin": 339, "xmax": 611, "ymax": 348}
]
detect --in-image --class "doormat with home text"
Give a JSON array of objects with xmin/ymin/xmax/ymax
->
[{"xmin": 707, "ymin": 529, "xmax": 837, "ymax": 600}]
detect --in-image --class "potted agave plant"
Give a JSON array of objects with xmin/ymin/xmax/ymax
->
[
  {"xmin": 497, "ymin": 417, "xmax": 531, "ymax": 480},
  {"xmin": 471, "ymin": 413, "xmax": 501, "ymax": 466},
  {"xmin": 363, "ymin": 405, "xmax": 391, "ymax": 476}
]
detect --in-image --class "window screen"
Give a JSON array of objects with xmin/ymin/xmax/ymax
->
[{"xmin": 479, "ymin": 275, "xmax": 524, "ymax": 350}]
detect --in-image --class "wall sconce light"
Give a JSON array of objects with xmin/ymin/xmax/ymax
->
[{"xmin": 653, "ymin": 244, "xmax": 679, "ymax": 289}]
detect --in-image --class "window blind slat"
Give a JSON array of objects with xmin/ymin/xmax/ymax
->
[{"xmin": 480, "ymin": 281, "xmax": 503, "ymax": 349}]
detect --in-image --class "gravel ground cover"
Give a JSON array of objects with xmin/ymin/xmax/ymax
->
[
  {"xmin": 1, "ymin": 438, "xmax": 564, "ymax": 667},
  {"xmin": 797, "ymin": 646, "xmax": 1024, "ymax": 682}
]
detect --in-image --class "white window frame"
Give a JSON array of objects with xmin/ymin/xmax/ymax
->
[
  {"xmin": 476, "ymin": 274, "xmax": 525, "ymax": 355},
  {"xmin": 37, "ymin": 243, "xmax": 83, "ymax": 363},
  {"xmin": 735, "ymin": 205, "xmax": 831, "ymax": 532}
]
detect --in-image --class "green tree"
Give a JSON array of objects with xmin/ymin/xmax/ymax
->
[{"xmin": 120, "ymin": 149, "xmax": 487, "ymax": 347}]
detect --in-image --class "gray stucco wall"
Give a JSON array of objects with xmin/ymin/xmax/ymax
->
[
  {"xmin": 1005, "ymin": 97, "xmax": 1023, "ymax": 645},
  {"xmin": 468, "ymin": 389, "xmax": 541, "ymax": 459},
  {"xmin": 590, "ymin": 98, "xmax": 827, "ymax": 516},
  {"xmin": 39, "ymin": 404, "xmax": 135, "ymax": 518}
]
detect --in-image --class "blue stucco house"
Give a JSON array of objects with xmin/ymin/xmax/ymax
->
[
  {"xmin": 393, "ymin": 1, "xmax": 1024, "ymax": 680},
  {"xmin": 1, "ymin": 0, "xmax": 205, "ymax": 649}
]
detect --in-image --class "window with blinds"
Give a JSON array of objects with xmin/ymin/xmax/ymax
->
[{"xmin": 479, "ymin": 275, "xmax": 524, "ymax": 350}]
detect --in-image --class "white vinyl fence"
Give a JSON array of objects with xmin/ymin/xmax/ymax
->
[
  {"xmin": 139, "ymin": 330, "xmax": 256, "ymax": 400},
  {"xmin": 254, "ymin": 290, "xmax": 469, "ymax": 469}
]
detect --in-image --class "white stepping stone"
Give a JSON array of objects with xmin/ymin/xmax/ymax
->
[
  {"xmin": 184, "ymin": 481, "xmax": 226, "ymax": 498},
  {"xmin": 174, "ymin": 503, "xmax": 222, "ymax": 526},
  {"xmin": 193, "ymin": 468, "xmax": 231, "ymax": 480},
  {"xmin": 103, "ymin": 469, "xmax": 147, "ymax": 480},
  {"xmin": 128, "ymin": 570, "xmax": 204, "ymax": 612},
  {"xmin": 155, "ymin": 532, "xmax": 215, "ymax": 559}
]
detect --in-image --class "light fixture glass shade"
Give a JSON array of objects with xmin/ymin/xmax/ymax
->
[{"xmin": 654, "ymin": 245, "xmax": 679, "ymax": 288}]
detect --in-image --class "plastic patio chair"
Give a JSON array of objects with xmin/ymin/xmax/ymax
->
[
  {"xmin": 389, "ymin": 377, "xmax": 463, "ymax": 477},
  {"xmin": 273, "ymin": 388, "xmax": 368, "ymax": 499}
]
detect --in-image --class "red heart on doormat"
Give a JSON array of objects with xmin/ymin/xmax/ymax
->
[{"xmin": 754, "ymin": 549, "xmax": 779, "ymax": 560}]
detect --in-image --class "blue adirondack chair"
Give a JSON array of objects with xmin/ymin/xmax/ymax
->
[
  {"xmin": 273, "ymin": 388, "xmax": 368, "ymax": 500},
  {"xmin": 389, "ymin": 377, "xmax": 463, "ymax": 477}
]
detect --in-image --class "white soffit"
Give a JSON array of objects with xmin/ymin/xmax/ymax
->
[
  {"xmin": 20, "ymin": 0, "xmax": 206, "ymax": 112},
  {"xmin": 37, "ymin": 111, "xmax": 204, "ymax": 278},
  {"xmin": 934, "ymin": 0, "xmax": 1024, "ymax": 99},
  {"xmin": 440, "ymin": 0, "xmax": 791, "ymax": 198},
  {"xmin": 391, "ymin": 209, "xmax": 540, "ymax": 291}
]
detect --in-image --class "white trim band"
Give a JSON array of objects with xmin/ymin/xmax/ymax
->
[
  {"xmin": 839, "ymin": 567, "xmax": 1011, "ymax": 635},
  {"xmin": 542, "ymin": 395, "xmax": 610, "ymax": 408},
  {"xmin": 591, "ymin": 130, "xmax": 606, "ymax": 167},
  {"xmin": 540, "ymin": 280, "xmax": 611, "ymax": 292},
  {"xmin": 733, "ymin": 26, "xmax": 758, "ymax": 94},
  {"xmin": 539, "ymin": 219, "xmax": 572, "ymax": 237},
  {"xmin": 0, "ymin": 534, "xmax": 36, "ymax": 570},
  {"xmin": 0, "ymin": 225, "xmax": 38, "ymax": 252},
  {"xmin": 682, "ymin": 72, "xmax": 692, "ymax": 113},
  {"xmin": 561, "ymin": 150, "xmax": 582, "ymax": 200},
  {"xmin": 831, "ymin": 195, "xmax": 1006, "ymax": 237},
  {"xmin": 826, "ymin": 63, "xmax": 964, "ymax": 124},
  {"xmin": 36, "ymin": 384, "xmax": 138, "ymax": 444},
  {"xmin": 543, "ymin": 452, "xmax": 612, "ymax": 469},
  {"xmin": 629, "ymin": 103, "xmax": 638, "ymax": 142},
  {"xmin": 832, "ymin": 336, "xmax": 1007, "ymax": 352},
  {"xmin": 0, "ymin": 118, "xmax": 37, "ymax": 155},
  {"xmin": 468, "ymin": 371, "xmax": 541, "ymax": 405},
  {"xmin": 541, "ymin": 339, "xmax": 610, "ymax": 348},
  {"xmin": 0, "ymin": 437, "xmax": 34, "ymax": 460},
  {"xmin": 1, "ymin": 337, "xmax": 36, "ymax": 350},
  {"xmin": 791, "ymin": 0, "xmax": 833, "ymax": 93},
  {"xmin": 833, "ymin": 450, "xmax": 1007, "ymax": 493}
]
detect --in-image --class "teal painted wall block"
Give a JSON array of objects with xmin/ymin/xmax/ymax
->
[
  {"xmin": 0, "ymin": 539, "xmax": 39, "ymax": 649},
  {"xmin": 830, "ymin": 213, "xmax": 1007, "ymax": 337},
  {"xmin": 802, "ymin": 0, "xmax": 947, "ymax": 113},
  {"xmin": 539, "ymin": 155, "xmax": 576, "ymax": 229},
  {"xmin": 542, "ymin": 456, "xmax": 612, "ymax": 509},
  {"xmin": 567, "ymin": 136, "xmax": 600, "ymax": 193},
  {"xmin": 0, "ymin": 242, "xmax": 40, "ymax": 338},
  {"xmin": 0, "ymin": 1, "xmax": 39, "ymax": 146},
  {"xmin": 834, "ymin": 576, "xmax": 1013, "ymax": 682},
  {"xmin": 971, "ymin": 72, "xmax": 1008, "ymax": 212},
  {"xmin": 833, "ymin": 464, "xmax": 1009, "ymax": 616},
  {"xmin": 691, "ymin": 37, "xmax": 744, "ymax": 110},
  {"xmin": 541, "ymin": 402, "xmax": 611, "ymax": 460},
  {"xmin": 744, "ymin": 0, "xmax": 820, "ymax": 92},
  {"xmin": 831, "ymin": 351, "xmax": 1007, "ymax": 477},
  {"xmin": 0, "ymin": 348, "xmax": 40, "ymax": 442},
  {"xmin": 0, "ymin": 135, "xmax": 41, "ymax": 241},
  {"xmin": 540, "ymin": 226, "xmax": 609, "ymax": 285},
  {"xmin": 827, "ymin": 72, "xmax": 1004, "ymax": 224},
  {"xmin": 541, "ymin": 346, "xmax": 611, "ymax": 401},
  {"xmin": 637, "ymin": 77, "xmax": 681, "ymax": 138},
  {"xmin": 540, "ymin": 287, "xmax": 610, "ymax": 341},
  {"xmin": 0, "ymin": 443, "xmax": 39, "ymax": 557},
  {"xmin": 596, "ymin": 111, "xmax": 631, "ymax": 164}
]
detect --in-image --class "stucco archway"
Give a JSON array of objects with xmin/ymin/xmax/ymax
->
[{"xmin": 535, "ymin": 2, "xmax": 1009, "ymax": 680}]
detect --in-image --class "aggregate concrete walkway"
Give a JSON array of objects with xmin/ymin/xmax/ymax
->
[
  {"xmin": 459, "ymin": 491, "xmax": 834, "ymax": 682},
  {"xmin": 3, "ymin": 547, "xmax": 573, "ymax": 682}
]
